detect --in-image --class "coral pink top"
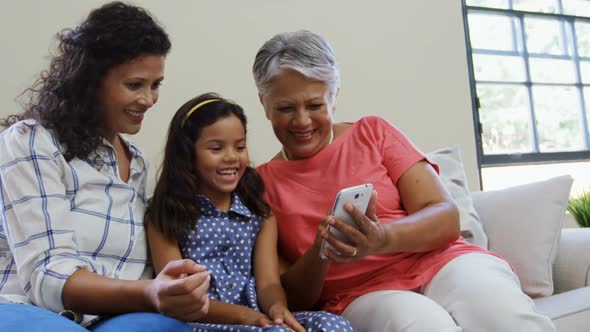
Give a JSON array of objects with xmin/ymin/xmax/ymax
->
[{"xmin": 257, "ymin": 116, "xmax": 492, "ymax": 314}]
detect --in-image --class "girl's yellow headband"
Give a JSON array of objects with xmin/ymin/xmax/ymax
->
[{"xmin": 181, "ymin": 99, "xmax": 220, "ymax": 127}]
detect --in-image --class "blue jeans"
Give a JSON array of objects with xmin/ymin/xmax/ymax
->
[{"xmin": 0, "ymin": 303, "xmax": 191, "ymax": 332}]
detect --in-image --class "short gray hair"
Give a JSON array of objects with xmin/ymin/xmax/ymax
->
[{"xmin": 252, "ymin": 30, "xmax": 340, "ymax": 101}]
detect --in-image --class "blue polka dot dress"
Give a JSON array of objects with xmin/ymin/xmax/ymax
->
[{"xmin": 181, "ymin": 194, "xmax": 355, "ymax": 332}]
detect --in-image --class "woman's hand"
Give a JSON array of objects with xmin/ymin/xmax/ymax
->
[
  {"xmin": 320, "ymin": 191, "xmax": 388, "ymax": 263},
  {"xmin": 268, "ymin": 303, "xmax": 305, "ymax": 332},
  {"xmin": 145, "ymin": 259, "xmax": 211, "ymax": 322}
]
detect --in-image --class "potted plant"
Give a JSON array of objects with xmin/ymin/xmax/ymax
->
[{"xmin": 568, "ymin": 191, "xmax": 590, "ymax": 228}]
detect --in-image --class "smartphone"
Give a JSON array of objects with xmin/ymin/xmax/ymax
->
[{"xmin": 320, "ymin": 183, "xmax": 374, "ymax": 259}]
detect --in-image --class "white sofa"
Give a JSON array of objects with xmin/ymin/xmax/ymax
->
[
  {"xmin": 534, "ymin": 228, "xmax": 590, "ymax": 331},
  {"xmin": 428, "ymin": 146, "xmax": 590, "ymax": 331}
]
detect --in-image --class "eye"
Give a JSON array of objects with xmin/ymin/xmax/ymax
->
[
  {"xmin": 308, "ymin": 103, "xmax": 323, "ymax": 110},
  {"xmin": 208, "ymin": 146, "xmax": 222, "ymax": 152},
  {"xmin": 276, "ymin": 106, "xmax": 293, "ymax": 113},
  {"xmin": 236, "ymin": 145, "xmax": 247, "ymax": 152},
  {"xmin": 151, "ymin": 81, "xmax": 163, "ymax": 90},
  {"xmin": 125, "ymin": 82, "xmax": 143, "ymax": 90}
]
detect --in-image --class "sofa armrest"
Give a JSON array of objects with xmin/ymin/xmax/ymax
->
[{"xmin": 553, "ymin": 228, "xmax": 590, "ymax": 294}]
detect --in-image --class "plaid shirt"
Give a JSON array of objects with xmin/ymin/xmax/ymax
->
[{"xmin": 0, "ymin": 120, "xmax": 150, "ymax": 323}]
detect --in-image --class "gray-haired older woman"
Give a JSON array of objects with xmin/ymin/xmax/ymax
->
[{"xmin": 252, "ymin": 30, "xmax": 555, "ymax": 332}]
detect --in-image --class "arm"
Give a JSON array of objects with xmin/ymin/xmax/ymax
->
[
  {"xmin": 254, "ymin": 215, "xmax": 304, "ymax": 331},
  {"xmin": 277, "ymin": 217, "xmax": 332, "ymax": 311},
  {"xmin": 381, "ymin": 160, "xmax": 460, "ymax": 252},
  {"xmin": 146, "ymin": 215, "xmax": 275, "ymax": 326},
  {"xmin": 63, "ymin": 260, "xmax": 210, "ymax": 321},
  {"xmin": 322, "ymin": 161, "xmax": 460, "ymax": 263},
  {"xmin": 147, "ymin": 223, "xmax": 184, "ymax": 274}
]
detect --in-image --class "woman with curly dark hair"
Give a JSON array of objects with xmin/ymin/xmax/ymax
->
[{"xmin": 0, "ymin": 2, "xmax": 208, "ymax": 331}]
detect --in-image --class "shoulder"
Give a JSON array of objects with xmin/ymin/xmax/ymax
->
[
  {"xmin": 336, "ymin": 116, "xmax": 404, "ymax": 141},
  {"xmin": 256, "ymin": 160, "xmax": 275, "ymax": 176},
  {"xmin": 0, "ymin": 121, "xmax": 62, "ymax": 163},
  {"xmin": 358, "ymin": 116, "xmax": 397, "ymax": 130}
]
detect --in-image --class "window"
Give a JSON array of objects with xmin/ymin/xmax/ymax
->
[{"xmin": 463, "ymin": 0, "xmax": 590, "ymax": 166}]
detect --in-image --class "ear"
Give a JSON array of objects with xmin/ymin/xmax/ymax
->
[
  {"xmin": 330, "ymin": 88, "xmax": 340, "ymax": 116},
  {"xmin": 259, "ymin": 93, "xmax": 271, "ymax": 120}
]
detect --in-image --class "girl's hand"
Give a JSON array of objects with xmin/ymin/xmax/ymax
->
[
  {"xmin": 146, "ymin": 259, "xmax": 211, "ymax": 322},
  {"xmin": 239, "ymin": 309, "xmax": 274, "ymax": 327},
  {"xmin": 268, "ymin": 303, "xmax": 305, "ymax": 332},
  {"xmin": 321, "ymin": 191, "xmax": 388, "ymax": 263}
]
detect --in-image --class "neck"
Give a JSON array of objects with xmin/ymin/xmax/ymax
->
[
  {"xmin": 102, "ymin": 127, "xmax": 118, "ymax": 146},
  {"xmin": 201, "ymin": 191, "xmax": 232, "ymax": 211},
  {"xmin": 281, "ymin": 127, "xmax": 334, "ymax": 161}
]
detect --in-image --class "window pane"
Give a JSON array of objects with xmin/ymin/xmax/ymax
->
[
  {"xmin": 466, "ymin": 0, "xmax": 509, "ymax": 9},
  {"xmin": 575, "ymin": 21, "xmax": 590, "ymax": 57},
  {"xmin": 473, "ymin": 54, "xmax": 526, "ymax": 81},
  {"xmin": 533, "ymin": 86, "xmax": 584, "ymax": 152},
  {"xmin": 477, "ymin": 84, "xmax": 532, "ymax": 154},
  {"xmin": 585, "ymin": 87, "xmax": 590, "ymax": 137},
  {"xmin": 513, "ymin": 0, "xmax": 559, "ymax": 13},
  {"xmin": 563, "ymin": 0, "xmax": 590, "ymax": 16},
  {"xmin": 581, "ymin": 61, "xmax": 590, "ymax": 83},
  {"xmin": 529, "ymin": 58, "xmax": 577, "ymax": 83},
  {"xmin": 468, "ymin": 13, "xmax": 520, "ymax": 51},
  {"xmin": 525, "ymin": 17, "xmax": 570, "ymax": 55}
]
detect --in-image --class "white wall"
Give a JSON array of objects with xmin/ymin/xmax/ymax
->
[{"xmin": 0, "ymin": 0, "xmax": 480, "ymax": 193}]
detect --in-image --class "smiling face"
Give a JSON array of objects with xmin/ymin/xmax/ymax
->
[
  {"xmin": 260, "ymin": 69, "xmax": 335, "ymax": 160},
  {"xmin": 98, "ymin": 54, "xmax": 165, "ymax": 143},
  {"xmin": 194, "ymin": 114, "xmax": 249, "ymax": 207}
]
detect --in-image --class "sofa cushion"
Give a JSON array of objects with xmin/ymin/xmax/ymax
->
[
  {"xmin": 426, "ymin": 145, "xmax": 487, "ymax": 248},
  {"xmin": 471, "ymin": 175, "xmax": 573, "ymax": 298},
  {"xmin": 534, "ymin": 287, "xmax": 590, "ymax": 330}
]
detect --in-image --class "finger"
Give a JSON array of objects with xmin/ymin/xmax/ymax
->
[
  {"xmin": 160, "ymin": 259, "xmax": 207, "ymax": 278},
  {"xmin": 283, "ymin": 313, "xmax": 305, "ymax": 332},
  {"xmin": 162, "ymin": 270, "xmax": 210, "ymax": 296},
  {"xmin": 318, "ymin": 215, "xmax": 330, "ymax": 232},
  {"xmin": 182, "ymin": 299, "xmax": 210, "ymax": 322},
  {"xmin": 366, "ymin": 190, "xmax": 378, "ymax": 221},
  {"xmin": 192, "ymin": 271, "xmax": 211, "ymax": 297},
  {"xmin": 158, "ymin": 284, "xmax": 209, "ymax": 315},
  {"xmin": 343, "ymin": 201, "xmax": 375, "ymax": 235},
  {"xmin": 323, "ymin": 233, "xmax": 358, "ymax": 259},
  {"xmin": 255, "ymin": 315, "xmax": 274, "ymax": 327},
  {"xmin": 167, "ymin": 296, "xmax": 209, "ymax": 322},
  {"xmin": 328, "ymin": 216, "xmax": 366, "ymax": 245},
  {"xmin": 322, "ymin": 245, "xmax": 355, "ymax": 264},
  {"xmin": 268, "ymin": 309, "xmax": 283, "ymax": 325}
]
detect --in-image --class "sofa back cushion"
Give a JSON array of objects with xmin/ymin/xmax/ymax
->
[{"xmin": 471, "ymin": 175, "xmax": 573, "ymax": 298}]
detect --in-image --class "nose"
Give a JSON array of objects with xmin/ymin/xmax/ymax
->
[
  {"xmin": 292, "ymin": 108, "xmax": 311, "ymax": 127},
  {"xmin": 138, "ymin": 89, "xmax": 157, "ymax": 108},
  {"xmin": 223, "ymin": 147, "xmax": 238, "ymax": 162}
]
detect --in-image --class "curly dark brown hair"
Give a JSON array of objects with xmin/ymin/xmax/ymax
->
[
  {"xmin": 0, "ymin": 2, "xmax": 171, "ymax": 161},
  {"xmin": 145, "ymin": 93, "xmax": 271, "ymax": 241}
]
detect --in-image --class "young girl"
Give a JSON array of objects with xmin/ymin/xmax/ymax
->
[{"xmin": 145, "ymin": 93, "xmax": 355, "ymax": 332}]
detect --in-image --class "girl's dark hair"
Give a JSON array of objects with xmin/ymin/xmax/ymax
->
[
  {"xmin": 0, "ymin": 2, "xmax": 171, "ymax": 161},
  {"xmin": 145, "ymin": 93, "xmax": 271, "ymax": 241}
]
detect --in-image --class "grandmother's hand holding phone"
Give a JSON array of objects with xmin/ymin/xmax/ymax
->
[{"xmin": 319, "ymin": 188, "xmax": 387, "ymax": 263}]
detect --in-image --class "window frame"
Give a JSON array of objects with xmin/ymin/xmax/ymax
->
[{"xmin": 462, "ymin": 0, "xmax": 590, "ymax": 167}]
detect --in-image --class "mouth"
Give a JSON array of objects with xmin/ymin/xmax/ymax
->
[
  {"xmin": 290, "ymin": 129, "xmax": 316, "ymax": 142},
  {"xmin": 217, "ymin": 168, "xmax": 239, "ymax": 180},
  {"xmin": 125, "ymin": 110, "xmax": 146, "ymax": 122}
]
